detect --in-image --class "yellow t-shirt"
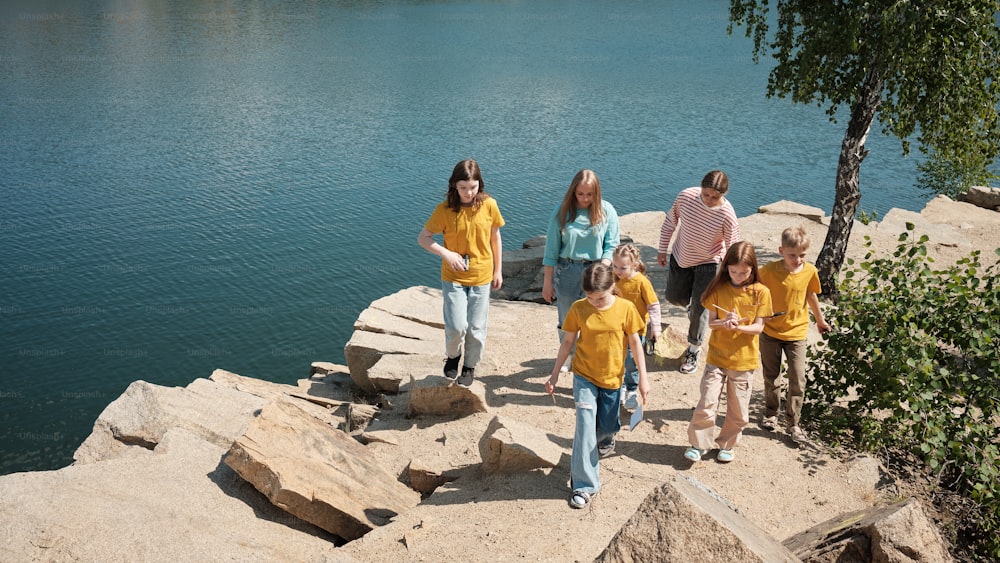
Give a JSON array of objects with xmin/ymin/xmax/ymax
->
[
  {"xmin": 614, "ymin": 272, "xmax": 658, "ymax": 336},
  {"xmin": 702, "ymin": 282, "xmax": 772, "ymax": 371},
  {"xmin": 424, "ymin": 197, "xmax": 505, "ymax": 287},
  {"xmin": 759, "ymin": 261, "xmax": 822, "ymax": 341},
  {"xmin": 563, "ymin": 296, "xmax": 645, "ymax": 389}
]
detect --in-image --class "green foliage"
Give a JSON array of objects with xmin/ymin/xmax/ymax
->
[
  {"xmin": 728, "ymin": 0, "xmax": 1000, "ymax": 189},
  {"xmin": 917, "ymin": 149, "xmax": 999, "ymax": 200},
  {"xmin": 807, "ymin": 225, "xmax": 1000, "ymax": 560},
  {"xmin": 856, "ymin": 208, "xmax": 878, "ymax": 225}
]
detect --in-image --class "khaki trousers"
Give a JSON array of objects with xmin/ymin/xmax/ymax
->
[
  {"xmin": 687, "ymin": 364, "xmax": 754, "ymax": 451},
  {"xmin": 760, "ymin": 333, "xmax": 808, "ymax": 428}
]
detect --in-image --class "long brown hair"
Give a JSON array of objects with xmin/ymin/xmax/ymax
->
[
  {"xmin": 557, "ymin": 169, "xmax": 605, "ymax": 232},
  {"xmin": 701, "ymin": 241, "xmax": 760, "ymax": 307},
  {"xmin": 446, "ymin": 159, "xmax": 488, "ymax": 212}
]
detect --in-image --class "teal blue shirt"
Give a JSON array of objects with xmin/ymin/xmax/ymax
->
[{"xmin": 542, "ymin": 200, "xmax": 620, "ymax": 267}]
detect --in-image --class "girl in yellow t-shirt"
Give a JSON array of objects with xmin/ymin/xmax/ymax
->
[
  {"xmin": 612, "ymin": 243, "xmax": 661, "ymax": 411},
  {"xmin": 546, "ymin": 263, "xmax": 650, "ymax": 509},
  {"xmin": 418, "ymin": 159, "xmax": 505, "ymax": 388},
  {"xmin": 684, "ymin": 241, "xmax": 772, "ymax": 464}
]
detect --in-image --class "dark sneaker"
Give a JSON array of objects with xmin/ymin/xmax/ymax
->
[
  {"xmin": 457, "ymin": 366, "xmax": 474, "ymax": 388},
  {"xmin": 679, "ymin": 349, "xmax": 700, "ymax": 373},
  {"xmin": 443, "ymin": 356, "xmax": 460, "ymax": 380},
  {"xmin": 598, "ymin": 438, "xmax": 616, "ymax": 458}
]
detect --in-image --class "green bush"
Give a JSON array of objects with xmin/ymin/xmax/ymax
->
[
  {"xmin": 856, "ymin": 208, "xmax": 879, "ymax": 225},
  {"xmin": 917, "ymin": 150, "xmax": 998, "ymax": 200},
  {"xmin": 806, "ymin": 225, "xmax": 1000, "ymax": 560}
]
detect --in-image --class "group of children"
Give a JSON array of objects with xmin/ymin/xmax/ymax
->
[{"xmin": 419, "ymin": 162, "xmax": 830, "ymax": 511}]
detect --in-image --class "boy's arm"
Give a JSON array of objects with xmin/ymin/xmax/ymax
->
[{"xmin": 806, "ymin": 292, "xmax": 832, "ymax": 334}]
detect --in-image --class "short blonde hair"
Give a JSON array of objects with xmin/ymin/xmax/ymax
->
[{"xmin": 781, "ymin": 226, "xmax": 810, "ymax": 250}]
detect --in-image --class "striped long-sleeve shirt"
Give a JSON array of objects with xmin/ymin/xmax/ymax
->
[{"xmin": 658, "ymin": 187, "xmax": 740, "ymax": 268}]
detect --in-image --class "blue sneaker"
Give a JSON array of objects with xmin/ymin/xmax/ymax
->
[
  {"xmin": 717, "ymin": 449, "xmax": 735, "ymax": 463},
  {"xmin": 684, "ymin": 446, "xmax": 708, "ymax": 462}
]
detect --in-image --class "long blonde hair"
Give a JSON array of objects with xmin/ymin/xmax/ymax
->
[{"xmin": 557, "ymin": 169, "xmax": 605, "ymax": 232}]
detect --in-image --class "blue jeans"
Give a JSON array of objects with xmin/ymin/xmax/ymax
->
[
  {"xmin": 554, "ymin": 259, "xmax": 592, "ymax": 343},
  {"xmin": 622, "ymin": 334, "xmax": 645, "ymax": 392},
  {"xmin": 665, "ymin": 255, "xmax": 718, "ymax": 347},
  {"xmin": 441, "ymin": 281, "xmax": 491, "ymax": 368},
  {"xmin": 571, "ymin": 374, "xmax": 621, "ymax": 495}
]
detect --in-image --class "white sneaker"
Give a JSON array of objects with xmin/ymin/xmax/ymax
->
[{"xmin": 624, "ymin": 390, "xmax": 639, "ymax": 410}]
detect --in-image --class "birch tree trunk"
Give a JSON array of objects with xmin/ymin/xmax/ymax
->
[{"xmin": 816, "ymin": 63, "xmax": 885, "ymax": 297}]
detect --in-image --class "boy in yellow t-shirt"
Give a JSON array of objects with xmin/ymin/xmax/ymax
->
[{"xmin": 758, "ymin": 226, "xmax": 831, "ymax": 444}]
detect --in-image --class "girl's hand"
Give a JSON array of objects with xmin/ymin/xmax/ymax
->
[
  {"xmin": 545, "ymin": 376, "xmax": 558, "ymax": 396},
  {"xmin": 492, "ymin": 272, "xmax": 503, "ymax": 290},
  {"xmin": 638, "ymin": 377, "xmax": 651, "ymax": 405},
  {"xmin": 446, "ymin": 251, "xmax": 468, "ymax": 272},
  {"xmin": 724, "ymin": 310, "xmax": 739, "ymax": 330}
]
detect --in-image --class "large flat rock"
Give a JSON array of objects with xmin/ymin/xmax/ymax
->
[
  {"xmin": 73, "ymin": 378, "xmax": 267, "ymax": 465},
  {"xmin": 0, "ymin": 428, "xmax": 338, "ymax": 562},
  {"xmin": 369, "ymin": 286, "xmax": 443, "ymax": 329},
  {"xmin": 478, "ymin": 415, "xmax": 564, "ymax": 474},
  {"xmin": 366, "ymin": 353, "xmax": 443, "ymax": 394},
  {"xmin": 344, "ymin": 330, "xmax": 438, "ymax": 391},
  {"xmin": 225, "ymin": 400, "xmax": 421, "ymax": 542}
]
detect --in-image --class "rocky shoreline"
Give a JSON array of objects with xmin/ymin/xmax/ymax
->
[{"xmin": 1, "ymin": 195, "xmax": 997, "ymax": 562}]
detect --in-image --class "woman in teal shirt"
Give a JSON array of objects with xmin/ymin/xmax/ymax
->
[{"xmin": 542, "ymin": 169, "xmax": 621, "ymax": 348}]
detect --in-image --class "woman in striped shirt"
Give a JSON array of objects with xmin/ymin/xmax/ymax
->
[{"xmin": 656, "ymin": 170, "xmax": 741, "ymax": 374}]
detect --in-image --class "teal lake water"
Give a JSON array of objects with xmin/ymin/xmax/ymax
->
[{"xmin": 1, "ymin": 1, "xmax": 927, "ymax": 474}]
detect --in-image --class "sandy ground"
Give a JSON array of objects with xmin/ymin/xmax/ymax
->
[{"xmin": 338, "ymin": 200, "xmax": 999, "ymax": 562}]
